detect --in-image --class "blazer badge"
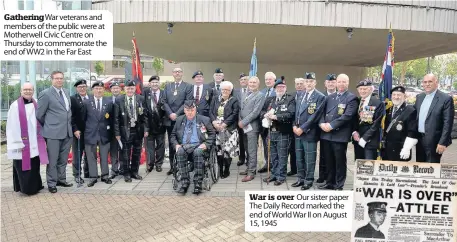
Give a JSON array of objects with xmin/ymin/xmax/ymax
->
[
  {"xmin": 105, "ymin": 113, "xmax": 109, "ymax": 119},
  {"xmin": 337, "ymin": 104, "xmax": 346, "ymax": 115},
  {"xmin": 308, "ymin": 103, "xmax": 316, "ymax": 114}
]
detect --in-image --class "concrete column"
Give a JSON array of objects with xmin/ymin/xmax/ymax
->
[{"xmin": 18, "ymin": 0, "xmax": 27, "ymax": 87}]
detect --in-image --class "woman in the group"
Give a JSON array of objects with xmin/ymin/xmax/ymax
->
[{"xmin": 209, "ymin": 81, "xmax": 240, "ymax": 179}]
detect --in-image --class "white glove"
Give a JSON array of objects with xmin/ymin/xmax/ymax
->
[
  {"xmin": 358, "ymin": 138, "xmax": 367, "ymax": 148},
  {"xmin": 399, "ymin": 137, "xmax": 418, "ymax": 160},
  {"xmin": 262, "ymin": 118, "xmax": 271, "ymax": 128}
]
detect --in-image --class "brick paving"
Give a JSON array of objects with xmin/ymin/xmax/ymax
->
[{"xmin": 1, "ymin": 143, "xmax": 456, "ymax": 241}]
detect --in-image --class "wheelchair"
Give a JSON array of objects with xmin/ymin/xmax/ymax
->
[{"xmin": 171, "ymin": 146, "xmax": 219, "ymax": 191}]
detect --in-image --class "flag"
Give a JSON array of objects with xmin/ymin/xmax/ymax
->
[
  {"xmin": 377, "ymin": 25, "xmax": 395, "ymax": 160},
  {"xmin": 131, "ymin": 32, "xmax": 143, "ymax": 94},
  {"xmin": 249, "ymin": 38, "xmax": 257, "ymax": 77}
]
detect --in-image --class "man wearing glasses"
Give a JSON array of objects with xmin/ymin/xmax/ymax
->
[{"xmin": 70, "ymin": 79, "xmax": 90, "ymax": 184}]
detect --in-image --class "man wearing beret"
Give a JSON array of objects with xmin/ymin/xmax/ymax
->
[
  {"xmin": 81, "ymin": 81, "xmax": 114, "ymax": 187},
  {"xmin": 292, "ymin": 72, "xmax": 326, "ymax": 190},
  {"xmin": 114, "ymin": 80, "xmax": 149, "ymax": 182},
  {"xmin": 415, "ymin": 73, "xmax": 455, "ymax": 163},
  {"xmin": 108, "ymin": 81, "xmax": 123, "ymax": 178},
  {"xmin": 170, "ymin": 100, "xmax": 216, "ymax": 194},
  {"xmin": 382, "ymin": 86, "xmax": 419, "ymax": 161},
  {"xmin": 317, "ymin": 74, "xmax": 337, "ymax": 184},
  {"xmin": 318, "ymin": 74, "xmax": 358, "ymax": 191},
  {"xmin": 70, "ymin": 79, "xmax": 90, "ymax": 184},
  {"xmin": 143, "ymin": 76, "xmax": 166, "ymax": 172},
  {"xmin": 163, "ymin": 67, "xmax": 194, "ymax": 175},
  {"xmin": 208, "ymin": 68, "xmax": 225, "ymax": 97},
  {"xmin": 351, "ymin": 79, "xmax": 385, "ymax": 160},
  {"xmin": 192, "ymin": 71, "xmax": 213, "ymax": 117},
  {"xmin": 354, "ymin": 202, "xmax": 387, "ymax": 239},
  {"xmin": 260, "ymin": 79, "xmax": 295, "ymax": 186},
  {"xmin": 233, "ymin": 73, "xmax": 249, "ymax": 166}
]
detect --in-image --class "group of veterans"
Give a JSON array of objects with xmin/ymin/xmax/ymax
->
[{"xmin": 6, "ymin": 67, "xmax": 455, "ymax": 195}]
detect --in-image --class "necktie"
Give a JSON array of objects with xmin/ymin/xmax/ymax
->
[
  {"xmin": 243, "ymin": 88, "xmax": 246, "ymax": 93},
  {"xmin": 195, "ymin": 86, "xmax": 200, "ymax": 103},
  {"xmin": 97, "ymin": 98, "xmax": 101, "ymax": 112},
  {"xmin": 112, "ymin": 96, "xmax": 115, "ymax": 103},
  {"xmin": 266, "ymin": 89, "xmax": 270, "ymax": 97},
  {"xmin": 175, "ymin": 83, "xmax": 179, "ymax": 92},
  {"xmin": 392, "ymin": 106, "xmax": 398, "ymax": 117},
  {"xmin": 59, "ymin": 90, "xmax": 65, "ymax": 104},
  {"xmin": 302, "ymin": 92, "xmax": 308, "ymax": 105},
  {"xmin": 336, "ymin": 93, "xmax": 342, "ymax": 101},
  {"xmin": 186, "ymin": 121, "xmax": 193, "ymax": 144},
  {"xmin": 129, "ymin": 97, "xmax": 133, "ymax": 113},
  {"xmin": 153, "ymin": 92, "xmax": 157, "ymax": 104},
  {"xmin": 216, "ymin": 84, "xmax": 220, "ymax": 91},
  {"xmin": 359, "ymin": 98, "xmax": 365, "ymax": 112}
]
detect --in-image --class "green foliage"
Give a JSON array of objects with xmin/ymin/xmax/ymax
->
[
  {"xmin": 94, "ymin": 61, "xmax": 104, "ymax": 76},
  {"xmin": 152, "ymin": 57, "xmax": 165, "ymax": 75},
  {"xmin": 0, "ymin": 121, "xmax": 6, "ymax": 132}
]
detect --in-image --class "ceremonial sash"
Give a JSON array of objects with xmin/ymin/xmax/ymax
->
[{"xmin": 18, "ymin": 97, "xmax": 49, "ymax": 171}]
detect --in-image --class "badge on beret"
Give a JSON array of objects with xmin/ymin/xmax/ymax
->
[
  {"xmin": 105, "ymin": 113, "xmax": 109, "ymax": 119},
  {"xmin": 396, "ymin": 123, "xmax": 403, "ymax": 131}
]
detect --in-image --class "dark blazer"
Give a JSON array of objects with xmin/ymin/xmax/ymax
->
[
  {"xmin": 354, "ymin": 223, "xmax": 385, "ymax": 239},
  {"xmin": 162, "ymin": 81, "xmax": 193, "ymax": 126},
  {"xmin": 71, "ymin": 94, "xmax": 89, "ymax": 132},
  {"xmin": 170, "ymin": 114, "xmax": 216, "ymax": 150},
  {"xmin": 82, "ymin": 96, "xmax": 114, "ymax": 145},
  {"xmin": 194, "ymin": 84, "xmax": 213, "ymax": 117},
  {"xmin": 114, "ymin": 94, "xmax": 148, "ymax": 142},
  {"xmin": 352, "ymin": 96, "xmax": 385, "ymax": 149},
  {"xmin": 233, "ymin": 87, "xmax": 249, "ymax": 102},
  {"xmin": 143, "ymin": 88, "xmax": 166, "ymax": 135},
  {"xmin": 294, "ymin": 90, "xmax": 326, "ymax": 141},
  {"xmin": 209, "ymin": 95, "xmax": 239, "ymax": 131},
  {"xmin": 415, "ymin": 90, "xmax": 454, "ymax": 147},
  {"xmin": 208, "ymin": 81, "xmax": 222, "ymax": 98},
  {"xmin": 319, "ymin": 91, "xmax": 359, "ymax": 143},
  {"xmin": 260, "ymin": 94, "xmax": 295, "ymax": 134}
]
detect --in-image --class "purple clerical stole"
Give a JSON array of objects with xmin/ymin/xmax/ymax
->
[{"xmin": 17, "ymin": 97, "xmax": 49, "ymax": 171}]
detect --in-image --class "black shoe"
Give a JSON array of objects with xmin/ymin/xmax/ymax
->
[
  {"xmin": 287, "ymin": 171, "xmax": 297, "ymax": 176},
  {"xmin": 108, "ymin": 174, "xmax": 117, "ymax": 179},
  {"xmin": 301, "ymin": 184, "xmax": 313, "ymax": 190},
  {"xmin": 132, "ymin": 174, "xmax": 142, "ymax": 180},
  {"xmin": 258, "ymin": 167, "xmax": 267, "ymax": 173},
  {"xmin": 75, "ymin": 177, "xmax": 84, "ymax": 184},
  {"xmin": 166, "ymin": 169, "xmax": 173, "ymax": 175},
  {"xmin": 263, "ymin": 177, "xmax": 276, "ymax": 183},
  {"xmin": 237, "ymin": 160, "xmax": 245, "ymax": 166},
  {"xmin": 291, "ymin": 181, "xmax": 304, "ymax": 187},
  {"xmin": 147, "ymin": 167, "xmax": 153, "ymax": 173},
  {"xmin": 87, "ymin": 179, "xmax": 97, "ymax": 187},
  {"xmin": 56, "ymin": 181, "xmax": 73, "ymax": 187},
  {"xmin": 124, "ymin": 176, "xmax": 132, "ymax": 183},
  {"xmin": 84, "ymin": 173, "xmax": 89, "ymax": 178},
  {"xmin": 239, "ymin": 171, "xmax": 248, "ymax": 176},
  {"xmin": 177, "ymin": 185, "xmax": 188, "ymax": 194},
  {"xmin": 48, "ymin": 187, "xmax": 57, "ymax": 193},
  {"xmin": 193, "ymin": 184, "xmax": 202, "ymax": 194},
  {"xmin": 156, "ymin": 166, "xmax": 162, "ymax": 172},
  {"xmin": 316, "ymin": 178, "xmax": 325, "ymax": 183},
  {"xmin": 101, "ymin": 178, "xmax": 112, "ymax": 184},
  {"xmin": 274, "ymin": 180, "xmax": 284, "ymax": 186},
  {"xmin": 318, "ymin": 184, "xmax": 334, "ymax": 190},
  {"xmin": 223, "ymin": 170, "xmax": 230, "ymax": 178}
]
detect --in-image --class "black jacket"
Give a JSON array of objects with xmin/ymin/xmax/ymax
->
[
  {"xmin": 260, "ymin": 94, "xmax": 295, "ymax": 134},
  {"xmin": 170, "ymin": 114, "xmax": 216, "ymax": 150},
  {"xmin": 114, "ymin": 94, "xmax": 148, "ymax": 142},
  {"xmin": 143, "ymin": 87, "xmax": 166, "ymax": 135},
  {"xmin": 352, "ymin": 96, "xmax": 385, "ymax": 149},
  {"xmin": 209, "ymin": 95, "xmax": 239, "ymax": 132}
]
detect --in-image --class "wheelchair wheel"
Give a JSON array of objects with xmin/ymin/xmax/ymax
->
[
  {"xmin": 172, "ymin": 156, "xmax": 179, "ymax": 190},
  {"xmin": 209, "ymin": 148, "xmax": 219, "ymax": 183},
  {"xmin": 203, "ymin": 172, "xmax": 211, "ymax": 191}
]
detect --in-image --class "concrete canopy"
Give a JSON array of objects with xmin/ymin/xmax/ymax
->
[{"xmin": 114, "ymin": 22, "xmax": 457, "ymax": 67}]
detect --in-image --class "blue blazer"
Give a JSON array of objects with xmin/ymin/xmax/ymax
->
[
  {"xmin": 260, "ymin": 87, "xmax": 276, "ymax": 98},
  {"xmin": 82, "ymin": 96, "xmax": 114, "ymax": 145},
  {"xmin": 162, "ymin": 81, "xmax": 194, "ymax": 126},
  {"xmin": 294, "ymin": 90, "xmax": 326, "ymax": 141},
  {"xmin": 319, "ymin": 91, "xmax": 358, "ymax": 143},
  {"xmin": 194, "ymin": 84, "xmax": 213, "ymax": 117}
]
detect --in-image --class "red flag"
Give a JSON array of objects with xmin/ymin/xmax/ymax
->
[{"xmin": 131, "ymin": 32, "xmax": 143, "ymax": 94}]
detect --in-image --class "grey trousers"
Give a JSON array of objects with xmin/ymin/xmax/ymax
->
[
  {"xmin": 46, "ymin": 137, "xmax": 72, "ymax": 187},
  {"xmin": 110, "ymin": 137, "xmax": 121, "ymax": 174},
  {"xmin": 85, "ymin": 142, "xmax": 110, "ymax": 179},
  {"xmin": 243, "ymin": 131, "xmax": 259, "ymax": 176}
]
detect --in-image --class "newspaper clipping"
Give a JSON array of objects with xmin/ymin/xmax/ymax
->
[{"xmin": 351, "ymin": 160, "xmax": 457, "ymax": 242}]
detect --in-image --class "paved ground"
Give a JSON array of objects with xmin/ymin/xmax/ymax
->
[{"xmin": 1, "ymin": 142, "xmax": 456, "ymax": 241}]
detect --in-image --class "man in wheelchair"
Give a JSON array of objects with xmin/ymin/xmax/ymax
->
[{"xmin": 170, "ymin": 100, "xmax": 216, "ymax": 194}]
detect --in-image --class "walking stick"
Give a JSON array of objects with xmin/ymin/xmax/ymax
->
[
  {"xmin": 77, "ymin": 137, "xmax": 82, "ymax": 188},
  {"xmin": 266, "ymin": 127, "xmax": 271, "ymax": 185}
]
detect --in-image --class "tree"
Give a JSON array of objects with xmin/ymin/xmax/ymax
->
[
  {"xmin": 394, "ymin": 60, "xmax": 417, "ymax": 85},
  {"xmin": 94, "ymin": 61, "xmax": 104, "ymax": 76},
  {"xmin": 152, "ymin": 57, "xmax": 164, "ymax": 75}
]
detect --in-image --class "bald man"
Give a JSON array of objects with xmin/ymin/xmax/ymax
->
[{"xmin": 415, "ymin": 74, "xmax": 454, "ymax": 163}]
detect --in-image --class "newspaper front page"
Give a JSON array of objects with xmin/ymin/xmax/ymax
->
[{"xmin": 351, "ymin": 160, "xmax": 457, "ymax": 242}]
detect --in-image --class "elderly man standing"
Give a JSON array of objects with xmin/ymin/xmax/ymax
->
[
  {"xmin": 382, "ymin": 86, "xmax": 418, "ymax": 161},
  {"xmin": 318, "ymin": 74, "xmax": 358, "ymax": 191},
  {"xmin": 260, "ymin": 79, "xmax": 295, "ymax": 186},
  {"xmin": 239, "ymin": 76, "xmax": 266, "ymax": 182},
  {"xmin": 292, "ymin": 73, "xmax": 326, "ymax": 190},
  {"xmin": 234, "ymin": 73, "xmax": 249, "ymax": 166},
  {"xmin": 163, "ymin": 67, "xmax": 193, "ymax": 175},
  {"xmin": 415, "ymin": 74, "xmax": 454, "ymax": 163},
  {"xmin": 258, "ymin": 71, "xmax": 276, "ymax": 174},
  {"xmin": 36, "ymin": 70, "xmax": 74, "ymax": 193},
  {"xmin": 7, "ymin": 83, "xmax": 49, "ymax": 195},
  {"xmin": 171, "ymin": 100, "xmax": 216, "ymax": 194},
  {"xmin": 208, "ymin": 68, "xmax": 225, "ymax": 97},
  {"xmin": 108, "ymin": 81, "xmax": 123, "ymax": 178},
  {"xmin": 192, "ymin": 71, "xmax": 213, "ymax": 117}
]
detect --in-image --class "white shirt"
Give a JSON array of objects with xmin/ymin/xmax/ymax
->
[
  {"xmin": 52, "ymin": 86, "xmax": 69, "ymax": 111},
  {"xmin": 360, "ymin": 95, "xmax": 372, "ymax": 109},
  {"xmin": 193, "ymin": 85, "xmax": 203, "ymax": 100},
  {"xmin": 94, "ymin": 97, "xmax": 103, "ymax": 110},
  {"xmin": 240, "ymin": 87, "xmax": 248, "ymax": 93},
  {"xmin": 6, "ymin": 100, "xmax": 39, "ymax": 160},
  {"xmin": 327, "ymin": 90, "xmax": 336, "ymax": 96}
]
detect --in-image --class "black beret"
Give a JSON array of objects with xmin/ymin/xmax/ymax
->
[
  {"xmin": 274, "ymin": 79, "xmax": 286, "ymax": 88},
  {"xmin": 305, "ymin": 72, "xmax": 316, "ymax": 80},
  {"xmin": 74, "ymin": 79, "xmax": 87, "ymax": 87},
  {"xmin": 149, "ymin": 75, "xmax": 160, "ymax": 82},
  {"xmin": 391, "ymin": 86, "xmax": 406, "ymax": 94},
  {"xmin": 91, "ymin": 81, "xmax": 104, "ymax": 88},
  {"xmin": 367, "ymin": 202, "xmax": 387, "ymax": 213},
  {"xmin": 326, "ymin": 74, "xmax": 337, "ymax": 81},
  {"xmin": 125, "ymin": 80, "xmax": 136, "ymax": 87},
  {"xmin": 356, "ymin": 79, "xmax": 373, "ymax": 88},
  {"xmin": 215, "ymin": 68, "xmax": 223, "ymax": 74},
  {"xmin": 280, "ymin": 76, "xmax": 285, "ymax": 81},
  {"xmin": 192, "ymin": 71, "xmax": 203, "ymax": 79},
  {"xmin": 239, "ymin": 73, "xmax": 247, "ymax": 78},
  {"xmin": 109, "ymin": 82, "xmax": 119, "ymax": 88},
  {"xmin": 183, "ymin": 100, "xmax": 196, "ymax": 108}
]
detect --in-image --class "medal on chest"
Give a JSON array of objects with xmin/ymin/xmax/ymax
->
[
  {"xmin": 338, "ymin": 104, "xmax": 346, "ymax": 115},
  {"xmin": 308, "ymin": 103, "xmax": 316, "ymax": 114},
  {"xmin": 396, "ymin": 121, "xmax": 403, "ymax": 131},
  {"xmin": 360, "ymin": 106, "xmax": 375, "ymax": 123}
]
